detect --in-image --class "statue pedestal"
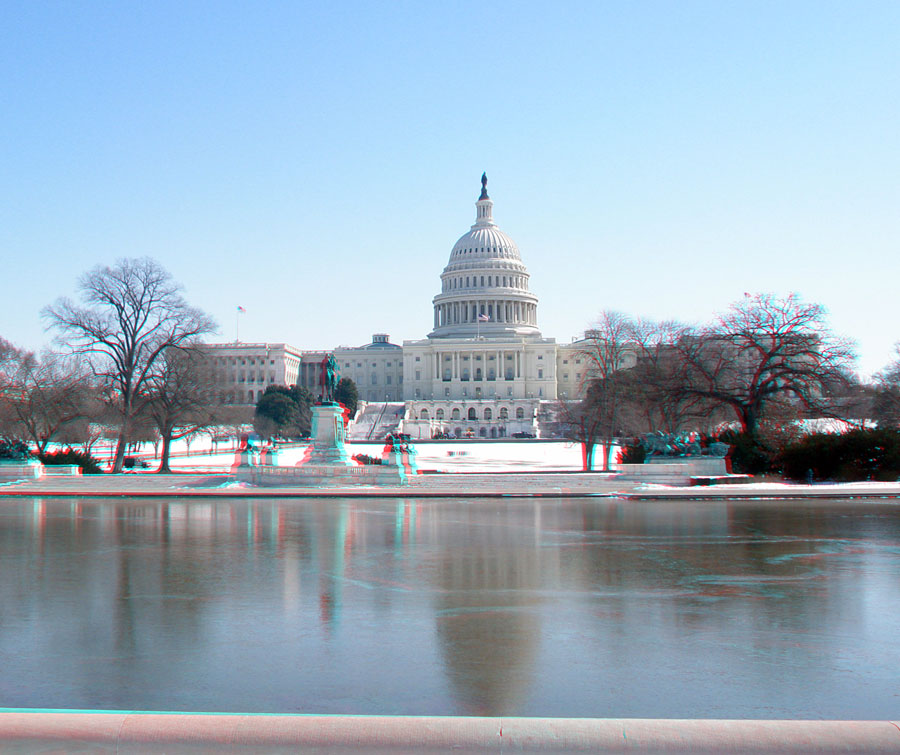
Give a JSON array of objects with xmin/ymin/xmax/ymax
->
[
  {"xmin": 307, "ymin": 403, "xmax": 350, "ymax": 465},
  {"xmin": 238, "ymin": 403, "xmax": 411, "ymax": 487},
  {"xmin": 617, "ymin": 457, "xmax": 730, "ymax": 485}
]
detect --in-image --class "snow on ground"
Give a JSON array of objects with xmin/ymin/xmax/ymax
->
[{"xmin": 77, "ymin": 439, "xmax": 608, "ymax": 473}]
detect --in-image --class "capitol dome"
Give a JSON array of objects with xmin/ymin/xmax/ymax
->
[{"xmin": 430, "ymin": 175, "xmax": 540, "ymax": 339}]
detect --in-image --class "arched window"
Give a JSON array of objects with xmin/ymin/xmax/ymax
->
[
  {"xmin": 484, "ymin": 408, "xmax": 492, "ymax": 420},
  {"xmin": 516, "ymin": 407, "xmax": 525, "ymax": 420},
  {"xmin": 451, "ymin": 408, "xmax": 461, "ymax": 420},
  {"xmin": 479, "ymin": 427, "xmax": 487, "ymax": 437},
  {"xmin": 499, "ymin": 407, "xmax": 508, "ymax": 420},
  {"xmin": 420, "ymin": 409, "xmax": 429, "ymax": 420},
  {"xmin": 435, "ymin": 409, "xmax": 444, "ymax": 420},
  {"xmin": 468, "ymin": 408, "xmax": 476, "ymax": 420}
]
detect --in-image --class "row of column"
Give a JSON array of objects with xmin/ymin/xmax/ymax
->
[
  {"xmin": 434, "ymin": 300, "xmax": 537, "ymax": 328},
  {"xmin": 442, "ymin": 274, "xmax": 527, "ymax": 292},
  {"xmin": 431, "ymin": 350, "xmax": 523, "ymax": 381}
]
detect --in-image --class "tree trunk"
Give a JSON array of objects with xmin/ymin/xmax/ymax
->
[
  {"xmin": 158, "ymin": 429, "xmax": 173, "ymax": 473},
  {"xmin": 582, "ymin": 440, "xmax": 595, "ymax": 471},
  {"xmin": 112, "ymin": 432, "xmax": 128, "ymax": 474},
  {"xmin": 601, "ymin": 441, "xmax": 613, "ymax": 472}
]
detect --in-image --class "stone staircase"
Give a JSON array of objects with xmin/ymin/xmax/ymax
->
[{"xmin": 347, "ymin": 402, "xmax": 407, "ymax": 440}]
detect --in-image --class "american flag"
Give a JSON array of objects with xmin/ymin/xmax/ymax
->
[
  {"xmin": 478, "ymin": 313, "xmax": 490, "ymax": 322},
  {"xmin": 237, "ymin": 306, "xmax": 246, "ymax": 313}
]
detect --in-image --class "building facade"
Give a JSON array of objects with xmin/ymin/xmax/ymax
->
[
  {"xmin": 203, "ymin": 176, "xmax": 595, "ymax": 436},
  {"xmin": 199, "ymin": 342, "xmax": 304, "ymax": 405}
]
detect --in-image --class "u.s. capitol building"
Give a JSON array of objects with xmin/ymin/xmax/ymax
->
[{"xmin": 203, "ymin": 176, "xmax": 596, "ymax": 439}]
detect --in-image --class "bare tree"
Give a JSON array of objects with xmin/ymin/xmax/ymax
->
[
  {"xmin": 671, "ymin": 293, "xmax": 855, "ymax": 438},
  {"xmin": 0, "ymin": 341, "xmax": 95, "ymax": 452},
  {"xmin": 628, "ymin": 319, "xmax": 724, "ymax": 435},
  {"xmin": 872, "ymin": 345, "xmax": 900, "ymax": 428},
  {"xmin": 142, "ymin": 346, "xmax": 222, "ymax": 473},
  {"xmin": 569, "ymin": 311, "xmax": 637, "ymax": 471},
  {"xmin": 43, "ymin": 258, "xmax": 216, "ymax": 472}
]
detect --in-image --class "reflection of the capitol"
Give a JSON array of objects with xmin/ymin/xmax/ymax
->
[{"xmin": 428, "ymin": 501, "xmax": 550, "ymax": 716}]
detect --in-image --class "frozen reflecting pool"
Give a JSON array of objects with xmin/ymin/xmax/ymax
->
[{"xmin": 1, "ymin": 496, "xmax": 899, "ymax": 718}]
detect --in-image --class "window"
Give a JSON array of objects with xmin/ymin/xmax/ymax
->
[
  {"xmin": 484, "ymin": 408, "xmax": 492, "ymax": 420},
  {"xmin": 451, "ymin": 408, "xmax": 460, "ymax": 420},
  {"xmin": 415, "ymin": 356, "xmax": 421, "ymax": 362},
  {"xmin": 420, "ymin": 409, "xmax": 429, "ymax": 420},
  {"xmin": 468, "ymin": 408, "xmax": 476, "ymax": 420},
  {"xmin": 436, "ymin": 409, "xmax": 444, "ymax": 420},
  {"xmin": 386, "ymin": 375, "xmax": 392, "ymax": 385},
  {"xmin": 499, "ymin": 407, "xmax": 508, "ymax": 420},
  {"xmin": 516, "ymin": 407, "xmax": 525, "ymax": 419},
  {"xmin": 371, "ymin": 374, "xmax": 377, "ymax": 385},
  {"xmin": 538, "ymin": 369, "xmax": 543, "ymax": 379},
  {"xmin": 445, "ymin": 388, "xmax": 450, "ymax": 397},
  {"xmin": 415, "ymin": 371, "xmax": 421, "ymax": 380}
]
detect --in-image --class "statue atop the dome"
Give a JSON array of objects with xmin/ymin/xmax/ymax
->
[{"xmin": 479, "ymin": 172, "xmax": 489, "ymax": 200}]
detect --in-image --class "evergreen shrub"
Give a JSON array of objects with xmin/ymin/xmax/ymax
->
[
  {"xmin": 39, "ymin": 449, "xmax": 104, "ymax": 475},
  {"xmin": 779, "ymin": 428, "xmax": 900, "ymax": 482}
]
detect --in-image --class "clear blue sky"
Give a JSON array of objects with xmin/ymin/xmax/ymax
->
[{"xmin": 2, "ymin": 1, "xmax": 898, "ymax": 377}]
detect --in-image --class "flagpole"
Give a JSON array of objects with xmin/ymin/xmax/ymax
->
[{"xmin": 236, "ymin": 306, "xmax": 245, "ymax": 343}]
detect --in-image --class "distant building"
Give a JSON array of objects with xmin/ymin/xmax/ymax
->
[
  {"xmin": 198, "ymin": 343, "xmax": 303, "ymax": 405},
  {"xmin": 335, "ymin": 334, "xmax": 404, "ymax": 402}
]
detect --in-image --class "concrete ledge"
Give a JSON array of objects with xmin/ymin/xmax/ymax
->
[
  {"xmin": 41, "ymin": 464, "xmax": 82, "ymax": 476},
  {"xmin": 0, "ymin": 462, "xmax": 43, "ymax": 479},
  {"xmin": 0, "ymin": 712, "xmax": 897, "ymax": 753}
]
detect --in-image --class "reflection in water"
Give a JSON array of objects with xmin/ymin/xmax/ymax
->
[
  {"xmin": 0, "ymin": 497, "xmax": 899, "ymax": 718},
  {"xmin": 433, "ymin": 502, "xmax": 547, "ymax": 715}
]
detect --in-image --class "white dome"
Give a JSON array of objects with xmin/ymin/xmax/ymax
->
[
  {"xmin": 430, "ymin": 175, "xmax": 540, "ymax": 340},
  {"xmin": 449, "ymin": 225, "xmax": 521, "ymax": 262}
]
